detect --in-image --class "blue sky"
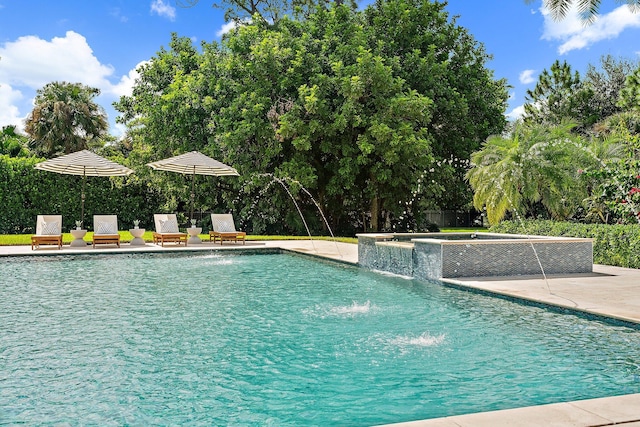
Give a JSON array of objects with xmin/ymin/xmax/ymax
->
[{"xmin": 1, "ymin": 1, "xmax": 640, "ymax": 137}]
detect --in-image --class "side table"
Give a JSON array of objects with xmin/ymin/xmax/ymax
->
[
  {"xmin": 70, "ymin": 228, "xmax": 87, "ymax": 247},
  {"xmin": 129, "ymin": 228, "xmax": 146, "ymax": 246},
  {"xmin": 187, "ymin": 227, "xmax": 202, "ymax": 244}
]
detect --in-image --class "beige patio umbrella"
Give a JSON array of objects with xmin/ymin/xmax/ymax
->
[
  {"xmin": 34, "ymin": 149, "xmax": 134, "ymax": 227},
  {"xmin": 146, "ymin": 151, "xmax": 239, "ymax": 222}
]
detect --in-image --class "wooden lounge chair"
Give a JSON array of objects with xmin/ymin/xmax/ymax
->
[
  {"xmin": 153, "ymin": 214, "xmax": 187, "ymax": 246},
  {"xmin": 209, "ymin": 213, "xmax": 246, "ymax": 245},
  {"xmin": 92, "ymin": 215, "xmax": 121, "ymax": 248},
  {"xmin": 31, "ymin": 215, "xmax": 63, "ymax": 250}
]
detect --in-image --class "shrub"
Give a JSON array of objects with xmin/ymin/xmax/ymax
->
[{"xmin": 0, "ymin": 155, "xmax": 164, "ymax": 233}]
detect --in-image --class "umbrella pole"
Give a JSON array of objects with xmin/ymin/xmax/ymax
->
[
  {"xmin": 81, "ymin": 169, "xmax": 86, "ymax": 228},
  {"xmin": 190, "ymin": 168, "xmax": 195, "ymax": 224}
]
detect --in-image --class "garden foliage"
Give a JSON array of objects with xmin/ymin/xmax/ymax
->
[{"xmin": 0, "ymin": 155, "xmax": 162, "ymax": 234}]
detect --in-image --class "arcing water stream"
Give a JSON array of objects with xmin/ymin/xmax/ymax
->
[{"xmin": 253, "ymin": 173, "xmax": 342, "ymax": 258}]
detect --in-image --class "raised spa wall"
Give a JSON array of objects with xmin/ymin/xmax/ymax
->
[{"xmin": 357, "ymin": 232, "xmax": 593, "ymax": 281}]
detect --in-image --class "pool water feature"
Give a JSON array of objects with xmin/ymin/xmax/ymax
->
[{"xmin": 1, "ymin": 253, "xmax": 639, "ymax": 425}]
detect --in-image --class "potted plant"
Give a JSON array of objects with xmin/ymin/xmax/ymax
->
[
  {"xmin": 75, "ymin": 220, "xmax": 82, "ymax": 230},
  {"xmin": 191, "ymin": 219, "xmax": 197, "ymax": 228},
  {"xmin": 133, "ymin": 219, "xmax": 140, "ymax": 229}
]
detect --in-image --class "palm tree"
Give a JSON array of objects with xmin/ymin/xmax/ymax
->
[
  {"xmin": 24, "ymin": 81, "xmax": 108, "ymax": 158},
  {"xmin": 527, "ymin": 0, "xmax": 640, "ymax": 23},
  {"xmin": 466, "ymin": 122, "xmax": 596, "ymax": 225}
]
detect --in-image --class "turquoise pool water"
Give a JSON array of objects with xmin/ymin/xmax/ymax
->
[{"xmin": 1, "ymin": 252, "xmax": 639, "ymax": 425}]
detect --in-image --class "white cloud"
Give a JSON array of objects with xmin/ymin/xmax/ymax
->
[
  {"xmin": 110, "ymin": 61, "xmax": 148, "ymax": 98},
  {"xmin": 506, "ymin": 105, "xmax": 525, "ymax": 121},
  {"xmin": 0, "ymin": 31, "xmax": 137, "ymax": 133},
  {"xmin": 519, "ymin": 69, "xmax": 536, "ymax": 84},
  {"xmin": 0, "ymin": 31, "xmax": 114, "ymax": 90},
  {"xmin": 216, "ymin": 21, "xmax": 238, "ymax": 37},
  {"xmin": 0, "ymin": 84, "xmax": 25, "ymax": 131},
  {"xmin": 216, "ymin": 19, "xmax": 252, "ymax": 37},
  {"xmin": 541, "ymin": 4, "xmax": 640, "ymax": 54},
  {"xmin": 150, "ymin": 0, "xmax": 176, "ymax": 21}
]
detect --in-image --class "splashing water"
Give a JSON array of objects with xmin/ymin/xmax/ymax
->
[
  {"xmin": 388, "ymin": 332, "xmax": 446, "ymax": 348},
  {"xmin": 330, "ymin": 300, "xmax": 372, "ymax": 315}
]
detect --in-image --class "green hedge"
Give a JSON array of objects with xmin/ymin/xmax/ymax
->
[
  {"xmin": 0, "ymin": 155, "xmax": 164, "ymax": 233},
  {"xmin": 490, "ymin": 219, "xmax": 640, "ymax": 269}
]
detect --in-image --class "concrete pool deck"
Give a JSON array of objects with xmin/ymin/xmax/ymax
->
[{"xmin": 2, "ymin": 239, "xmax": 639, "ymax": 426}]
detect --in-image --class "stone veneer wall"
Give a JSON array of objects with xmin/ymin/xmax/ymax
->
[
  {"xmin": 435, "ymin": 240, "xmax": 593, "ymax": 278},
  {"xmin": 358, "ymin": 233, "xmax": 593, "ymax": 281}
]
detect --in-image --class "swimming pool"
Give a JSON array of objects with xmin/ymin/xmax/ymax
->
[{"xmin": 1, "ymin": 252, "xmax": 639, "ymax": 425}]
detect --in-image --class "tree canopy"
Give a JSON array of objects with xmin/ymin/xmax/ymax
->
[
  {"xmin": 116, "ymin": 0, "xmax": 508, "ymax": 233},
  {"xmin": 523, "ymin": 60, "xmax": 583, "ymax": 126}
]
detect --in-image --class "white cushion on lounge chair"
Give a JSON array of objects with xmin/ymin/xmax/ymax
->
[
  {"xmin": 212, "ymin": 215, "xmax": 238, "ymax": 233},
  {"xmin": 215, "ymin": 220, "xmax": 235, "ymax": 232},
  {"xmin": 159, "ymin": 219, "xmax": 179, "ymax": 233},
  {"xmin": 40, "ymin": 221, "xmax": 60, "ymax": 235},
  {"xmin": 96, "ymin": 221, "xmax": 117, "ymax": 235}
]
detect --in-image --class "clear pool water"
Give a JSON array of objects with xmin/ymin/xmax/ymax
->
[{"xmin": 1, "ymin": 253, "xmax": 639, "ymax": 425}]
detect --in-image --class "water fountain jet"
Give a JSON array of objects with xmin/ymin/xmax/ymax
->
[{"xmin": 253, "ymin": 173, "xmax": 342, "ymax": 258}]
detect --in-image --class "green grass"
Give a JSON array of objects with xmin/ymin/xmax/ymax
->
[
  {"xmin": 0, "ymin": 232, "xmax": 359, "ymax": 246},
  {"xmin": 0, "ymin": 228, "xmax": 486, "ymax": 246}
]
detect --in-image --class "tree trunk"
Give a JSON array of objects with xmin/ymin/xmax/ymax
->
[
  {"xmin": 370, "ymin": 195, "xmax": 380, "ymax": 232},
  {"xmin": 317, "ymin": 189, "xmax": 328, "ymax": 234}
]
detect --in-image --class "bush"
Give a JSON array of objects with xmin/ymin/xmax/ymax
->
[
  {"xmin": 490, "ymin": 219, "xmax": 640, "ymax": 268},
  {"xmin": 0, "ymin": 155, "xmax": 165, "ymax": 233}
]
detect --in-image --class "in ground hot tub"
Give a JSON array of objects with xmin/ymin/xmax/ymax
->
[{"xmin": 357, "ymin": 232, "xmax": 593, "ymax": 280}]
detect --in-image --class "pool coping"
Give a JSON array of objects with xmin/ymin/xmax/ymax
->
[{"xmin": 3, "ymin": 240, "xmax": 640, "ymax": 427}]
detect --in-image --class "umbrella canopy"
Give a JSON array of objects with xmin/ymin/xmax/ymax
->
[
  {"xmin": 146, "ymin": 151, "xmax": 239, "ymax": 222},
  {"xmin": 35, "ymin": 149, "xmax": 135, "ymax": 177},
  {"xmin": 146, "ymin": 151, "xmax": 239, "ymax": 176},
  {"xmin": 35, "ymin": 149, "xmax": 134, "ymax": 227}
]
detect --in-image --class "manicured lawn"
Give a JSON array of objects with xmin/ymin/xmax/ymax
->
[
  {"xmin": 0, "ymin": 232, "xmax": 359, "ymax": 246},
  {"xmin": 0, "ymin": 228, "xmax": 486, "ymax": 246}
]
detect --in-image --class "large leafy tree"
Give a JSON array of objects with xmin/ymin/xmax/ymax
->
[
  {"xmin": 117, "ymin": 1, "xmax": 508, "ymax": 233},
  {"xmin": 363, "ymin": 0, "xmax": 508, "ymax": 210},
  {"xmin": 24, "ymin": 81, "xmax": 108, "ymax": 158},
  {"xmin": 116, "ymin": 34, "xmax": 205, "ymax": 158},
  {"xmin": 115, "ymin": 34, "xmax": 215, "ymax": 216},
  {"xmin": 209, "ymin": 8, "xmax": 436, "ymax": 231}
]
